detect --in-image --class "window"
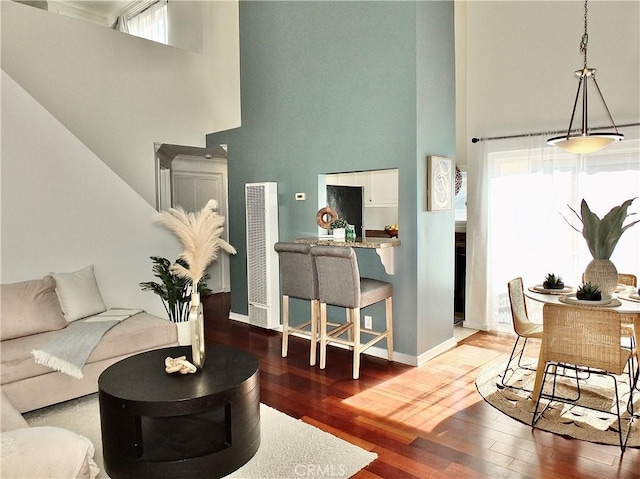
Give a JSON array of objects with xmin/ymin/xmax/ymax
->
[
  {"xmin": 467, "ymin": 127, "xmax": 640, "ymax": 332},
  {"xmin": 126, "ymin": 0, "xmax": 168, "ymax": 45},
  {"xmin": 454, "ymin": 170, "xmax": 467, "ymax": 223}
]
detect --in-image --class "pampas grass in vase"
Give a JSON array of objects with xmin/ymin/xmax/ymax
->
[{"xmin": 154, "ymin": 199, "xmax": 237, "ymax": 368}]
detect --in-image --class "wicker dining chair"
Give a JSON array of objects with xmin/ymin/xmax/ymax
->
[
  {"xmin": 532, "ymin": 303, "xmax": 636, "ymax": 452},
  {"xmin": 501, "ymin": 277, "xmax": 543, "ymax": 389},
  {"xmin": 581, "ymin": 272, "xmax": 638, "ymax": 355},
  {"xmin": 580, "ymin": 272, "xmax": 637, "ymax": 288},
  {"xmin": 618, "ymin": 274, "xmax": 639, "ymax": 389},
  {"xmin": 619, "ymin": 273, "xmax": 638, "ymax": 288},
  {"xmin": 617, "ymin": 273, "xmax": 638, "ymax": 353}
]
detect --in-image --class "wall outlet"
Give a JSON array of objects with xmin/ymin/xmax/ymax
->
[
  {"xmin": 295, "ymin": 192, "xmax": 306, "ymax": 201},
  {"xmin": 364, "ymin": 315, "xmax": 372, "ymax": 329}
]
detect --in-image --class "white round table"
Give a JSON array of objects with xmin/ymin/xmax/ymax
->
[
  {"xmin": 524, "ymin": 287, "xmax": 640, "ymax": 314},
  {"xmin": 524, "ymin": 285, "xmax": 640, "ymax": 401}
]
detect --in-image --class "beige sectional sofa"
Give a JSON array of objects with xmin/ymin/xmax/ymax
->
[
  {"xmin": 1, "ymin": 390, "xmax": 99, "ymax": 479},
  {"xmin": 0, "ymin": 266, "xmax": 178, "ymax": 477},
  {"xmin": 1, "ymin": 266, "xmax": 178, "ymax": 412}
]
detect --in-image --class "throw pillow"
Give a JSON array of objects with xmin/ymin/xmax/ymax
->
[
  {"xmin": 53, "ymin": 265, "xmax": 107, "ymax": 322},
  {"xmin": 0, "ymin": 275, "xmax": 68, "ymax": 341}
]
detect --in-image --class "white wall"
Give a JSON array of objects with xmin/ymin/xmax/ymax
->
[
  {"xmin": 1, "ymin": 0, "xmax": 240, "ymax": 207},
  {"xmin": 457, "ymin": 0, "xmax": 639, "ymax": 166},
  {"xmin": 0, "ymin": 1, "xmax": 240, "ymax": 314},
  {"xmin": 1, "ymin": 72, "xmax": 184, "ymax": 318}
]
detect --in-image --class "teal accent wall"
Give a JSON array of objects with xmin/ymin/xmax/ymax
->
[
  {"xmin": 207, "ymin": 1, "xmax": 455, "ymax": 359},
  {"xmin": 415, "ymin": 1, "xmax": 457, "ymax": 354}
]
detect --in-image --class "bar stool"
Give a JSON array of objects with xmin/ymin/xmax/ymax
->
[
  {"xmin": 274, "ymin": 242, "xmax": 321, "ymax": 365},
  {"xmin": 310, "ymin": 246, "xmax": 394, "ymax": 379}
]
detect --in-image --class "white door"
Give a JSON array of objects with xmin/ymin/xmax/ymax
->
[{"xmin": 172, "ymin": 157, "xmax": 230, "ymax": 293}]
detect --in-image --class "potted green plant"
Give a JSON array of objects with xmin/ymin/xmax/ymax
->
[
  {"xmin": 564, "ymin": 197, "xmax": 639, "ymax": 297},
  {"xmin": 140, "ymin": 256, "xmax": 212, "ymax": 324},
  {"xmin": 329, "ymin": 217, "xmax": 348, "ymax": 240}
]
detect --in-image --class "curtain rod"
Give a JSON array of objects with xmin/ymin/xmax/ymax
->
[{"xmin": 471, "ymin": 122, "xmax": 640, "ymax": 143}]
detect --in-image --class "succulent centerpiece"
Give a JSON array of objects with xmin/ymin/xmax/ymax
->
[
  {"xmin": 576, "ymin": 282, "xmax": 602, "ymax": 301},
  {"xmin": 564, "ymin": 197, "xmax": 639, "ymax": 297},
  {"xmin": 542, "ymin": 273, "xmax": 565, "ymax": 290}
]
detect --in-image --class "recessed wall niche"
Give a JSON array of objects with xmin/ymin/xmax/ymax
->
[{"xmin": 155, "ymin": 143, "xmax": 231, "ymax": 293}]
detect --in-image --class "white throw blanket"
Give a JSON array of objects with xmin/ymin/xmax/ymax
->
[{"xmin": 32, "ymin": 309, "xmax": 142, "ymax": 379}]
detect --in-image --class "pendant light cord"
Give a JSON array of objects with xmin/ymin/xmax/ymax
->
[{"xmin": 580, "ymin": 0, "xmax": 589, "ymax": 69}]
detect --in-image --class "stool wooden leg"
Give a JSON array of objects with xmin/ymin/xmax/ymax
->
[
  {"xmin": 386, "ymin": 297, "xmax": 394, "ymax": 361},
  {"xmin": 310, "ymin": 299, "xmax": 319, "ymax": 366},
  {"xmin": 281, "ymin": 295, "xmax": 290, "ymax": 358},
  {"xmin": 346, "ymin": 309, "xmax": 353, "ymax": 344},
  {"xmin": 319, "ymin": 302, "xmax": 328, "ymax": 369},
  {"xmin": 352, "ymin": 308, "xmax": 361, "ymax": 379}
]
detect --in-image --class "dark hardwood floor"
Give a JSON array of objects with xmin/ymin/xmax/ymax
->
[{"xmin": 203, "ymin": 294, "xmax": 640, "ymax": 478}]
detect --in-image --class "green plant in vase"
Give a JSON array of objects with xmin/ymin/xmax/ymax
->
[
  {"xmin": 564, "ymin": 197, "xmax": 639, "ymax": 297},
  {"xmin": 329, "ymin": 217, "xmax": 348, "ymax": 239},
  {"xmin": 542, "ymin": 273, "xmax": 565, "ymax": 290},
  {"xmin": 329, "ymin": 217, "xmax": 349, "ymax": 229},
  {"xmin": 140, "ymin": 256, "xmax": 212, "ymax": 323}
]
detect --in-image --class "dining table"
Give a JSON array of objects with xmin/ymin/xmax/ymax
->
[{"xmin": 524, "ymin": 284, "xmax": 640, "ymax": 402}]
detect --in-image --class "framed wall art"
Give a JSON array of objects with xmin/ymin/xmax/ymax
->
[{"xmin": 426, "ymin": 155, "xmax": 453, "ymax": 211}]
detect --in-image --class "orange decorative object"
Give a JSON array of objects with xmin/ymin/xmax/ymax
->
[{"xmin": 316, "ymin": 207, "xmax": 338, "ymax": 229}]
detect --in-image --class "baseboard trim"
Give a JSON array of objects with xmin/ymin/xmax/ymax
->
[
  {"xmin": 228, "ymin": 312, "xmax": 283, "ymax": 332},
  {"xmin": 415, "ymin": 337, "xmax": 458, "ymax": 366},
  {"xmin": 227, "ymin": 312, "xmax": 458, "ymax": 367}
]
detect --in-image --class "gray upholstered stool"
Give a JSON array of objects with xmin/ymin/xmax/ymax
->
[
  {"xmin": 310, "ymin": 245, "xmax": 394, "ymax": 379},
  {"xmin": 274, "ymin": 242, "xmax": 321, "ymax": 365}
]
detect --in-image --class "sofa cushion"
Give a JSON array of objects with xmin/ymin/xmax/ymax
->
[
  {"xmin": 52, "ymin": 265, "xmax": 106, "ymax": 322},
  {"xmin": 0, "ymin": 391, "xmax": 28, "ymax": 432},
  {"xmin": 0, "ymin": 426, "xmax": 99, "ymax": 479},
  {"xmin": 1, "ymin": 312, "xmax": 177, "ymax": 385},
  {"xmin": 0, "ymin": 276, "xmax": 67, "ymax": 341}
]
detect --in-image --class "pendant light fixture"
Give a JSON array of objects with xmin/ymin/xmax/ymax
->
[{"xmin": 547, "ymin": 0, "xmax": 623, "ymax": 154}]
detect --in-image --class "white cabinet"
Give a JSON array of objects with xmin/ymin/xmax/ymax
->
[
  {"xmin": 329, "ymin": 169, "xmax": 398, "ymax": 207},
  {"xmin": 367, "ymin": 169, "xmax": 398, "ymax": 206}
]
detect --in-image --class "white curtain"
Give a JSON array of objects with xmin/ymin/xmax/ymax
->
[
  {"xmin": 111, "ymin": 15, "xmax": 130, "ymax": 34},
  {"xmin": 127, "ymin": 0, "xmax": 168, "ymax": 45},
  {"xmin": 467, "ymin": 126, "xmax": 640, "ymax": 332}
]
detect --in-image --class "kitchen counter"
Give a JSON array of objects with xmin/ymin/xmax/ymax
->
[
  {"xmin": 295, "ymin": 236, "xmax": 400, "ymax": 274},
  {"xmin": 294, "ymin": 237, "xmax": 400, "ymax": 248}
]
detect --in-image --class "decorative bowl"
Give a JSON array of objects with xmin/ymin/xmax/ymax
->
[{"xmin": 384, "ymin": 227, "xmax": 398, "ymax": 238}]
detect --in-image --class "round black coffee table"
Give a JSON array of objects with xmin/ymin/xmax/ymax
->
[{"xmin": 98, "ymin": 344, "xmax": 260, "ymax": 479}]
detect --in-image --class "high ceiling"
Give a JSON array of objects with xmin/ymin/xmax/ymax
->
[
  {"xmin": 48, "ymin": 1, "xmax": 133, "ymax": 26},
  {"xmin": 60, "ymin": 1, "xmax": 130, "ymax": 16}
]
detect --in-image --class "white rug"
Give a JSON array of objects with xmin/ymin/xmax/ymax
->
[{"xmin": 24, "ymin": 394, "xmax": 377, "ymax": 478}]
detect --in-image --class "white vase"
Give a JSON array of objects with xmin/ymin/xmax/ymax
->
[
  {"xmin": 584, "ymin": 258, "xmax": 618, "ymax": 298},
  {"xmin": 333, "ymin": 227, "xmax": 346, "ymax": 240},
  {"xmin": 176, "ymin": 320, "xmax": 192, "ymax": 345},
  {"xmin": 190, "ymin": 292, "xmax": 206, "ymax": 369}
]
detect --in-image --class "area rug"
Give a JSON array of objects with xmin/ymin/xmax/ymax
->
[
  {"xmin": 24, "ymin": 394, "xmax": 377, "ymax": 478},
  {"xmin": 476, "ymin": 359, "xmax": 640, "ymax": 448}
]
